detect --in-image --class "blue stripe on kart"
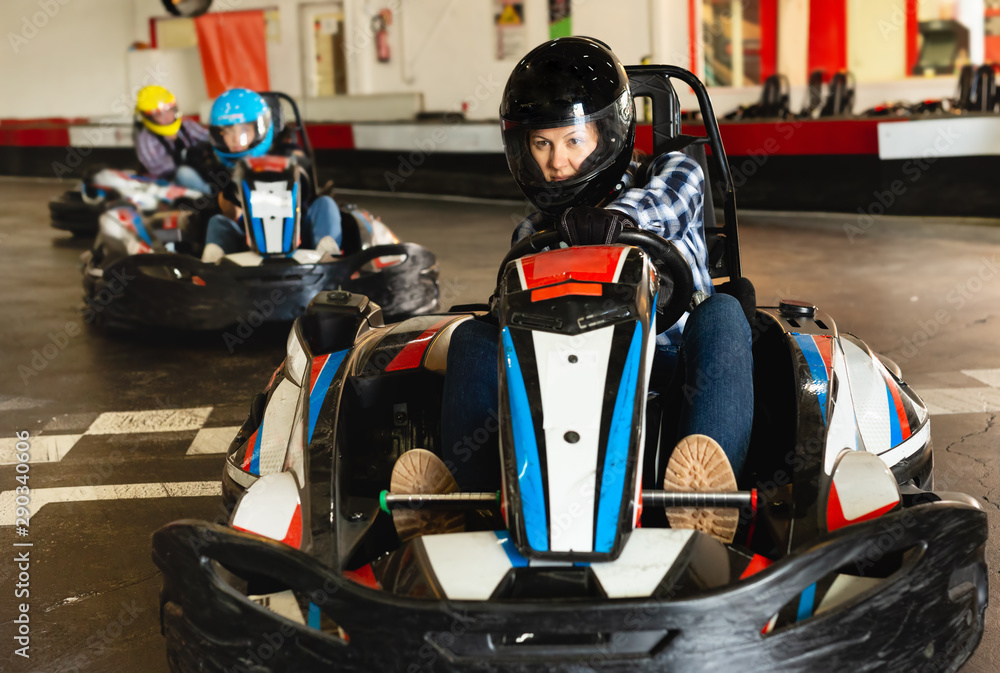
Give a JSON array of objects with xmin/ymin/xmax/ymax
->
[
  {"xmin": 308, "ymin": 349, "xmax": 348, "ymax": 444},
  {"xmin": 793, "ymin": 335, "xmax": 829, "ymax": 424},
  {"xmin": 243, "ymin": 180, "xmax": 266, "ymax": 251},
  {"xmin": 885, "ymin": 382, "xmax": 902, "ymax": 446},
  {"xmin": 494, "ymin": 531, "xmax": 530, "ymax": 568},
  {"xmin": 249, "ymin": 424, "xmax": 263, "ymax": 476},
  {"xmin": 595, "ymin": 322, "xmax": 643, "ymax": 553},
  {"xmin": 308, "ymin": 602, "xmax": 321, "ymax": 629},
  {"xmin": 282, "ymin": 182, "xmax": 299, "ymax": 253},
  {"xmin": 131, "ymin": 212, "xmax": 153, "ymax": 246},
  {"xmin": 501, "ymin": 327, "xmax": 548, "ymax": 552},
  {"xmin": 355, "ymin": 209, "xmax": 373, "ymax": 235},
  {"xmin": 797, "ymin": 582, "xmax": 817, "ymax": 622}
]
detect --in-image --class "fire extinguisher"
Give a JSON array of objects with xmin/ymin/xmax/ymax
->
[{"xmin": 373, "ymin": 9, "xmax": 391, "ymax": 63}]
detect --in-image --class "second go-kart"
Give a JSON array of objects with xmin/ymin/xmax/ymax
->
[
  {"xmin": 80, "ymin": 93, "xmax": 439, "ymax": 330},
  {"xmin": 152, "ymin": 65, "xmax": 987, "ymax": 672},
  {"xmin": 81, "ymin": 154, "xmax": 438, "ymax": 330}
]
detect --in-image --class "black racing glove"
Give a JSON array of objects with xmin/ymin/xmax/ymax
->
[{"xmin": 557, "ymin": 207, "xmax": 637, "ymax": 246}]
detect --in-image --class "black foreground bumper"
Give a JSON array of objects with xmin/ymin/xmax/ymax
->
[
  {"xmin": 152, "ymin": 502, "xmax": 988, "ymax": 673},
  {"xmin": 83, "ymin": 242, "xmax": 438, "ymax": 330}
]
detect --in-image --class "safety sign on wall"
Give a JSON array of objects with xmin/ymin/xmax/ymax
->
[{"xmin": 495, "ymin": 0, "xmax": 525, "ymax": 60}]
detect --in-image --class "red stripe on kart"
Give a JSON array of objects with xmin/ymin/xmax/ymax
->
[
  {"xmin": 344, "ymin": 564, "xmax": 380, "ymax": 590},
  {"xmin": 267, "ymin": 360, "xmax": 284, "ymax": 391},
  {"xmin": 883, "ymin": 372, "xmax": 912, "ymax": 441},
  {"xmin": 384, "ymin": 317, "xmax": 454, "ymax": 372},
  {"xmin": 739, "ymin": 554, "xmax": 774, "ymax": 580},
  {"xmin": 826, "ymin": 481, "xmax": 898, "ymax": 532},
  {"xmin": 246, "ymin": 155, "xmax": 292, "ymax": 172},
  {"xmin": 310, "ymin": 354, "xmax": 331, "ymax": 393},
  {"xmin": 531, "ymin": 282, "xmax": 603, "ymax": 302},
  {"xmin": 281, "ymin": 503, "xmax": 303, "ymax": 548},
  {"xmin": 813, "ymin": 336, "xmax": 834, "ymax": 380},
  {"xmin": 519, "ymin": 246, "xmax": 625, "ymax": 290},
  {"xmin": 242, "ymin": 428, "xmax": 260, "ymax": 471}
]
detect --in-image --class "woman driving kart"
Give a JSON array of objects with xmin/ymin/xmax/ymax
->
[
  {"xmin": 134, "ymin": 85, "xmax": 213, "ymax": 194},
  {"xmin": 398, "ymin": 37, "xmax": 753, "ymax": 544},
  {"xmin": 200, "ymin": 88, "xmax": 343, "ymax": 263}
]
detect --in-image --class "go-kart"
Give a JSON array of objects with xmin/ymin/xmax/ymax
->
[
  {"xmin": 81, "ymin": 155, "xmax": 438, "ymax": 330},
  {"xmin": 80, "ymin": 93, "xmax": 439, "ymax": 330},
  {"xmin": 49, "ymin": 166, "xmax": 210, "ymax": 237},
  {"xmin": 152, "ymin": 65, "xmax": 988, "ymax": 672},
  {"xmin": 49, "ymin": 91, "xmax": 313, "ymax": 237}
]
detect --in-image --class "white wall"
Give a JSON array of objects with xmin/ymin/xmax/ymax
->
[
  {"xmin": 778, "ymin": 0, "xmax": 809, "ymax": 85},
  {"xmin": 0, "ymin": 0, "xmax": 305, "ymax": 120},
  {"xmin": 341, "ymin": 0, "xmax": 551, "ymax": 119},
  {"xmin": 0, "ymin": 0, "xmax": 972, "ymax": 123},
  {"xmin": 650, "ymin": 0, "xmax": 691, "ymax": 69},
  {"xmin": 337, "ymin": 0, "xmax": 655, "ymax": 120},
  {"xmin": 574, "ymin": 0, "xmax": 652, "ymax": 66},
  {"xmin": 1, "ymin": 0, "xmax": 135, "ymax": 119},
  {"xmin": 848, "ymin": 0, "xmax": 907, "ymax": 83}
]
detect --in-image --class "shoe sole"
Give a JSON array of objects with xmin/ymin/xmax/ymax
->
[
  {"xmin": 662, "ymin": 434, "xmax": 739, "ymax": 544},
  {"xmin": 390, "ymin": 448, "xmax": 464, "ymax": 541}
]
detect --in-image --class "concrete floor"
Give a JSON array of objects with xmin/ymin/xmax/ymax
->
[{"xmin": 0, "ymin": 177, "xmax": 997, "ymax": 672}]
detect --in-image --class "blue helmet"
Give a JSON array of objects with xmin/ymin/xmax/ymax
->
[{"xmin": 208, "ymin": 89, "xmax": 274, "ymax": 167}]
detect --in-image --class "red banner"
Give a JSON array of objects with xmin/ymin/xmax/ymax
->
[{"xmin": 194, "ymin": 11, "xmax": 270, "ymax": 98}]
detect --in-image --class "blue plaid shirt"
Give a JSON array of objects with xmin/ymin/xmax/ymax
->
[{"xmin": 512, "ymin": 151, "xmax": 712, "ymax": 347}]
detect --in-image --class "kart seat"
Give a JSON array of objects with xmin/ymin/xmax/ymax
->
[
  {"xmin": 259, "ymin": 93, "xmax": 287, "ymax": 135},
  {"xmin": 339, "ymin": 210, "xmax": 363, "ymax": 256}
]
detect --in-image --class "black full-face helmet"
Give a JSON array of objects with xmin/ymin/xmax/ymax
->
[{"xmin": 500, "ymin": 37, "xmax": 635, "ymax": 215}]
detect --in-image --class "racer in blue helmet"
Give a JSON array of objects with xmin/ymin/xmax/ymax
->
[
  {"xmin": 201, "ymin": 88, "xmax": 342, "ymax": 263},
  {"xmin": 207, "ymin": 88, "xmax": 274, "ymax": 167}
]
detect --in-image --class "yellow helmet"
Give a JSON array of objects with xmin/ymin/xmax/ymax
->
[{"xmin": 135, "ymin": 85, "xmax": 182, "ymax": 136}]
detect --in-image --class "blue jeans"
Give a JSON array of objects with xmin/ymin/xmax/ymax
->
[
  {"xmin": 666, "ymin": 293, "xmax": 753, "ymax": 475},
  {"xmin": 173, "ymin": 165, "xmax": 212, "ymax": 195},
  {"xmin": 440, "ymin": 293, "xmax": 753, "ymax": 489},
  {"xmin": 205, "ymin": 196, "xmax": 343, "ymax": 253}
]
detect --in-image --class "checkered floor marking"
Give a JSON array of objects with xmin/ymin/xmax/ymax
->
[
  {"xmin": 0, "ymin": 434, "xmax": 82, "ymax": 465},
  {"xmin": 85, "ymin": 407, "xmax": 213, "ymax": 435},
  {"xmin": 917, "ymin": 388, "xmax": 1000, "ymax": 415},
  {"xmin": 910, "ymin": 368, "xmax": 1000, "ymax": 415},
  {"xmin": 2, "ymin": 407, "xmax": 240, "ymax": 465},
  {"xmin": 0, "ymin": 482, "xmax": 222, "ymax": 525},
  {"xmin": 186, "ymin": 426, "xmax": 243, "ymax": 455},
  {"xmin": 962, "ymin": 368, "xmax": 1000, "ymax": 388}
]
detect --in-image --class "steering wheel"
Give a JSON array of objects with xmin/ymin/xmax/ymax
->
[{"xmin": 497, "ymin": 228, "xmax": 695, "ymax": 333}]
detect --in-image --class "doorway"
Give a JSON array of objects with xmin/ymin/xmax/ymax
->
[{"xmin": 299, "ymin": 2, "xmax": 349, "ymax": 98}]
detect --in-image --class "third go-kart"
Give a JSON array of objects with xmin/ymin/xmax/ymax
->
[
  {"xmin": 151, "ymin": 65, "xmax": 987, "ymax": 672},
  {"xmin": 49, "ymin": 167, "xmax": 209, "ymax": 237},
  {"xmin": 79, "ymin": 93, "xmax": 439, "ymax": 329}
]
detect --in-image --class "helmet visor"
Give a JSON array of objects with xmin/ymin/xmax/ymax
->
[
  {"xmin": 502, "ymin": 90, "xmax": 633, "ymax": 191},
  {"xmin": 141, "ymin": 102, "xmax": 179, "ymax": 127},
  {"xmin": 209, "ymin": 108, "xmax": 272, "ymax": 156}
]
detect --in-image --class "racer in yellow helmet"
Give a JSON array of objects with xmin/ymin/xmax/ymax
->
[
  {"xmin": 136, "ymin": 85, "xmax": 182, "ymax": 136},
  {"xmin": 134, "ymin": 85, "xmax": 212, "ymax": 193}
]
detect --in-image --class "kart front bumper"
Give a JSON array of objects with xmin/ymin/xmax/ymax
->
[
  {"xmin": 50, "ymin": 190, "xmax": 100, "ymax": 235},
  {"xmin": 83, "ymin": 242, "xmax": 438, "ymax": 331},
  {"xmin": 152, "ymin": 501, "xmax": 988, "ymax": 673}
]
